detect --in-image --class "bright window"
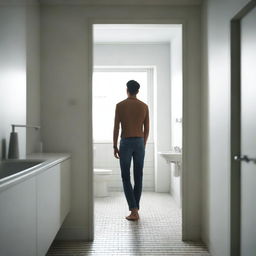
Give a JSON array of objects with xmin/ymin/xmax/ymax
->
[{"xmin": 93, "ymin": 67, "xmax": 152, "ymax": 142}]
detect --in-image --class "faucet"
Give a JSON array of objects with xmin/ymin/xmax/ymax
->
[
  {"xmin": 11, "ymin": 124, "xmax": 40, "ymax": 132},
  {"xmin": 174, "ymin": 146, "xmax": 182, "ymax": 153},
  {"xmin": 8, "ymin": 124, "xmax": 40, "ymax": 159}
]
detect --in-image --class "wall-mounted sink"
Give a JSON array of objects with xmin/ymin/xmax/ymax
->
[{"xmin": 158, "ymin": 151, "xmax": 182, "ymax": 164}]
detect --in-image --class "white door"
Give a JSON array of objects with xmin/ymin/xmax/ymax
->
[{"xmin": 240, "ymin": 5, "xmax": 256, "ymax": 256}]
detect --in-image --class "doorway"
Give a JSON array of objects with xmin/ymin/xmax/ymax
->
[
  {"xmin": 91, "ymin": 23, "xmax": 184, "ymax": 236},
  {"xmin": 88, "ymin": 19, "xmax": 202, "ymax": 243},
  {"xmin": 230, "ymin": 1, "xmax": 256, "ymax": 255}
]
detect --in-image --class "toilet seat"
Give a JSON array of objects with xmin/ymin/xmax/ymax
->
[{"xmin": 94, "ymin": 168, "xmax": 112, "ymax": 175}]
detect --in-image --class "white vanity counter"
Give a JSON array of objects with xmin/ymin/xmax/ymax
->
[
  {"xmin": 0, "ymin": 153, "xmax": 71, "ymax": 256},
  {"xmin": 0, "ymin": 153, "xmax": 70, "ymax": 191}
]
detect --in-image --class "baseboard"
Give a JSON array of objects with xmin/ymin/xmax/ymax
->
[
  {"xmin": 109, "ymin": 187, "xmax": 155, "ymax": 192},
  {"xmin": 55, "ymin": 227, "xmax": 91, "ymax": 241}
]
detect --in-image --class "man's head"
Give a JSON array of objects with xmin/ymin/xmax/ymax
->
[{"xmin": 126, "ymin": 80, "xmax": 140, "ymax": 96}]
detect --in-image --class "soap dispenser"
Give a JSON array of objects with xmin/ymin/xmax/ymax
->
[{"xmin": 8, "ymin": 125, "xmax": 19, "ymax": 159}]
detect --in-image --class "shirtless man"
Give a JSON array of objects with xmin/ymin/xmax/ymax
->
[{"xmin": 113, "ymin": 80, "xmax": 149, "ymax": 221}]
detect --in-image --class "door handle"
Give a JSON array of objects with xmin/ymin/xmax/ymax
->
[{"xmin": 234, "ymin": 155, "xmax": 256, "ymax": 164}]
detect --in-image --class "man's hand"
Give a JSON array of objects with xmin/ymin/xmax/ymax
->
[{"xmin": 114, "ymin": 147, "xmax": 120, "ymax": 159}]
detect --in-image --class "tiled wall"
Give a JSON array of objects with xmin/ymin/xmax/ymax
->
[{"xmin": 93, "ymin": 142, "xmax": 155, "ymax": 191}]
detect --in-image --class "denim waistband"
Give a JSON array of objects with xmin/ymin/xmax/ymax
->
[{"xmin": 121, "ymin": 137, "xmax": 144, "ymax": 141}]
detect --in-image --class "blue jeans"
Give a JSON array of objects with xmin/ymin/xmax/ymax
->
[{"xmin": 119, "ymin": 137, "xmax": 145, "ymax": 210}]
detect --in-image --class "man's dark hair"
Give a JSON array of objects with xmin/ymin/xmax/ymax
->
[{"xmin": 126, "ymin": 80, "xmax": 140, "ymax": 95}]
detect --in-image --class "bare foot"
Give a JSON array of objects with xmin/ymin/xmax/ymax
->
[{"xmin": 125, "ymin": 211, "xmax": 139, "ymax": 221}]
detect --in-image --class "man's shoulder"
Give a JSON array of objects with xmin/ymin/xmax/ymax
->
[
  {"xmin": 136, "ymin": 99, "xmax": 148, "ymax": 108},
  {"xmin": 116, "ymin": 98, "xmax": 148, "ymax": 108},
  {"xmin": 116, "ymin": 99, "xmax": 127, "ymax": 107}
]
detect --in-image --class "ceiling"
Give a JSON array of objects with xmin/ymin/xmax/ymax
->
[
  {"xmin": 0, "ymin": 0, "xmax": 202, "ymax": 6},
  {"xmin": 39, "ymin": 0, "xmax": 202, "ymax": 6},
  {"xmin": 93, "ymin": 24, "xmax": 182, "ymax": 44}
]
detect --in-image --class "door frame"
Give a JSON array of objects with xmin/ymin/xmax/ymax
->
[
  {"xmin": 87, "ymin": 18, "xmax": 201, "ymax": 242},
  {"xmin": 230, "ymin": 1, "xmax": 256, "ymax": 255}
]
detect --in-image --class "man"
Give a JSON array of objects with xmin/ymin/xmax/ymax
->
[{"xmin": 113, "ymin": 80, "xmax": 149, "ymax": 221}]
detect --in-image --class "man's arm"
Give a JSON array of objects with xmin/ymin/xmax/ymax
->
[
  {"xmin": 113, "ymin": 105, "xmax": 120, "ymax": 158},
  {"xmin": 143, "ymin": 106, "xmax": 149, "ymax": 146}
]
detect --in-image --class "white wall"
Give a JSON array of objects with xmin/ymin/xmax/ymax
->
[
  {"xmin": 40, "ymin": 4, "xmax": 202, "ymax": 240},
  {"xmin": 93, "ymin": 43, "xmax": 171, "ymax": 192},
  {"xmin": 201, "ymin": 0, "xmax": 250, "ymax": 255},
  {"xmin": 170, "ymin": 29, "xmax": 182, "ymax": 207},
  {"xmin": 0, "ymin": 1, "xmax": 41, "ymax": 160},
  {"xmin": 26, "ymin": 3, "xmax": 41, "ymax": 154},
  {"xmin": 0, "ymin": 5, "xmax": 27, "ymax": 159},
  {"xmin": 170, "ymin": 30, "xmax": 182, "ymax": 149}
]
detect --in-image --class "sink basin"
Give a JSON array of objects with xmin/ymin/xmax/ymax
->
[
  {"xmin": 158, "ymin": 151, "xmax": 182, "ymax": 164},
  {"xmin": 0, "ymin": 159, "xmax": 45, "ymax": 182}
]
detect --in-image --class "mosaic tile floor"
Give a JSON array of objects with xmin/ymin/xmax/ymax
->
[{"xmin": 47, "ymin": 192, "xmax": 210, "ymax": 256}]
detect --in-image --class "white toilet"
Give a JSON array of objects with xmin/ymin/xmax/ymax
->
[{"xmin": 94, "ymin": 168, "xmax": 112, "ymax": 197}]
